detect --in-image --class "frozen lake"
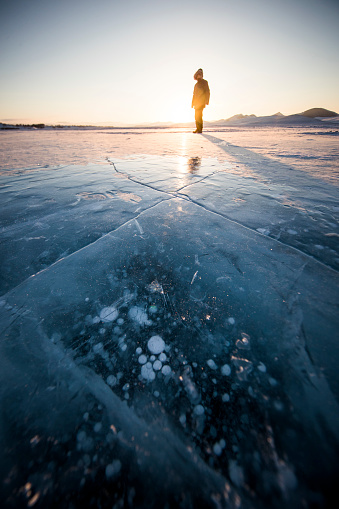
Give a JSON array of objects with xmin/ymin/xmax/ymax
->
[{"xmin": 0, "ymin": 127, "xmax": 338, "ymax": 508}]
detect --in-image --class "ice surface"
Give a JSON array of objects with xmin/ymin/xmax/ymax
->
[{"xmin": 0, "ymin": 127, "xmax": 339, "ymax": 508}]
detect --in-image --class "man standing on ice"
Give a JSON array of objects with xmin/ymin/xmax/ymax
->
[{"xmin": 191, "ymin": 68, "xmax": 210, "ymax": 133}]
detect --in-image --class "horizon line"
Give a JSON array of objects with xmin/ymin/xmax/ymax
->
[{"xmin": 1, "ymin": 108, "xmax": 338, "ymax": 128}]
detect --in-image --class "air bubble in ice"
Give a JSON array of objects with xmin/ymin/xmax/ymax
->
[
  {"xmin": 207, "ymin": 359, "xmax": 217, "ymax": 370},
  {"xmin": 147, "ymin": 335, "xmax": 165, "ymax": 354},
  {"xmin": 153, "ymin": 360, "xmax": 162, "ymax": 371},
  {"xmin": 194, "ymin": 405, "xmax": 205, "ymax": 416},
  {"xmin": 257, "ymin": 362, "xmax": 266, "ymax": 372},
  {"xmin": 159, "ymin": 352, "xmax": 167, "ymax": 362},
  {"xmin": 93, "ymin": 342, "xmax": 103, "ymax": 354},
  {"xmin": 105, "ymin": 459, "xmax": 121, "ymax": 479},
  {"xmin": 213, "ymin": 443, "xmax": 223, "ymax": 456},
  {"xmin": 77, "ymin": 431, "xmax": 87, "ymax": 443},
  {"xmin": 274, "ymin": 400, "xmax": 284, "ymax": 411},
  {"xmin": 138, "ymin": 355, "xmax": 147, "ymax": 365},
  {"xmin": 107, "ymin": 375, "xmax": 117, "ymax": 387},
  {"xmin": 94, "ymin": 423, "xmax": 102, "ymax": 433},
  {"xmin": 161, "ymin": 365, "xmax": 171, "ymax": 376},
  {"xmin": 229, "ymin": 460, "xmax": 244, "ymax": 487},
  {"xmin": 99, "ymin": 306, "xmax": 118, "ymax": 323},
  {"xmin": 141, "ymin": 364, "xmax": 156, "ymax": 381},
  {"xmin": 221, "ymin": 364, "xmax": 231, "ymax": 376},
  {"xmin": 182, "ymin": 366, "xmax": 200, "ymax": 404},
  {"xmin": 179, "ymin": 414, "xmax": 186, "ymax": 424},
  {"xmin": 128, "ymin": 306, "xmax": 151, "ymax": 326}
]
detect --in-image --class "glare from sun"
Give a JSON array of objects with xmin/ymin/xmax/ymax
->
[{"xmin": 167, "ymin": 101, "xmax": 192, "ymax": 124}]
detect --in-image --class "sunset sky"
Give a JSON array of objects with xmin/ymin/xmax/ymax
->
[{"xmin": 1, "ymin": 0, "xmax": 338, "ymax": 125}]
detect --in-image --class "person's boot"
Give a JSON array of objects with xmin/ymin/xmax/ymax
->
[{"xmin": 193, "ymin": 122, "xmax": 203, "ymax": 133}]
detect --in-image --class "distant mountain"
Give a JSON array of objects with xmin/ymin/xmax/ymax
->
[
  {"xmin": 226, "ymin": 113, "xmax": 256, "ymax": 122},
  {"xmin": 206, "ymin": 109, "xmax": 339, "ymax": 127},
  {"xmin": 301, "ymin": 108, "xmax": 338, "ymax": 118}
]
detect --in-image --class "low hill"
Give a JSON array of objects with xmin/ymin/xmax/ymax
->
[{"xmin": 301, "ymin": 108, "xmax": 338, "ymax": 118}]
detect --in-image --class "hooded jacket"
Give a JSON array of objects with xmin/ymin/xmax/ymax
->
[{"xmin": 192, "ymin": 78, "xmax": 210, "ymax": 109}]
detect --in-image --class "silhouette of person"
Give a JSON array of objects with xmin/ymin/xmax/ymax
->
[{"xmin": 191, "ymin": 68, "xmax": 210, "ymax": 133}]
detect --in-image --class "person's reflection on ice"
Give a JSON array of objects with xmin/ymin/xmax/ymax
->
[{"xmin": 187, "ymin": 156, "xmax": 201, "ymax": 173}]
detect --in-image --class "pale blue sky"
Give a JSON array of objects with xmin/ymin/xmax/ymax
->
[{"xmin": 1, "ymin": 0, "xmax": 338, "ymax": 124}]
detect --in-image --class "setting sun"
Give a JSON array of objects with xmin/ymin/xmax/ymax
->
[{"xmin": 165, "ymin": 99, "xmax": 193, "ymax": 124}]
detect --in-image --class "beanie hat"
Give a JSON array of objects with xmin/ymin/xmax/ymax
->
[{"xmin": 194, "ymin": 68, "xmax": 203, "ymax": 79}]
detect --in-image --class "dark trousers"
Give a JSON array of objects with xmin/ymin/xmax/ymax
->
[{"xmin": 194, "ymin": 107, "xmax": 204, "ymax": 132}]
